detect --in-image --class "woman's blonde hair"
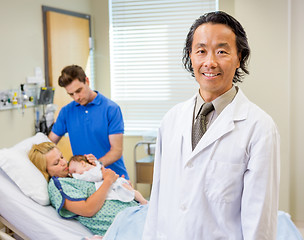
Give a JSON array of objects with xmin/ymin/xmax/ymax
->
[{"xmin": 28, "ymin": 142, "xmax": 56, "ymax": 182}]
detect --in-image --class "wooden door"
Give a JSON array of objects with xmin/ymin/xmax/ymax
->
[{"xmin": 43, "ymin": 7, "xmax": 91, "ymax": 160}]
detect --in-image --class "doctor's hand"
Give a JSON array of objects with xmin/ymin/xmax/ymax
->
[{"xmin": 84, "ymin": 154, "xmax": 97, "ymax": 166}]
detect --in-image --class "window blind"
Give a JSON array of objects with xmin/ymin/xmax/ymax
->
[{"xmin": 109, "ymin": 0, "xmax": 218, "ymax": 135}]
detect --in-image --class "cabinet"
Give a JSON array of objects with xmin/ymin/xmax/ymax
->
[{"xmin": 133, "ymin": 140, "xmax": 155, "ymax": 188}]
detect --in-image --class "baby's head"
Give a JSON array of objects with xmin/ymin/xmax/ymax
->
[{"xmin": 68, "ymin": 155, "xmax": 94, "ymax": 175}]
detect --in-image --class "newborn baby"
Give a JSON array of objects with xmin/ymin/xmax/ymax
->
[{"xmin": 68, "ymin": 155, "xmax": 147, "ymax": 204}]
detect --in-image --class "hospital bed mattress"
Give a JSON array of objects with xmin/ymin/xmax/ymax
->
[
  {"xmin": 1, "ymin": 161, "xmax": 303, "ymax": 240},
  {"xmin": 0, "ymin": 168, "xmax": 93, "ymax": 240}
]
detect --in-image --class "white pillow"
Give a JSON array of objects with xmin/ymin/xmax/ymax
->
[
  {"xmin": 12, "ymin": 132, "xmax": 50, "ymax": 153},
  {"xmin": 0, "ymin": 133, "xmax": 51, "ymax": 205}
]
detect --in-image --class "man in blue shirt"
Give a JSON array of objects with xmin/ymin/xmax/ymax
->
[{"xmin": 48, "ymin": 65, "xmax": 129, "ymax": 179}]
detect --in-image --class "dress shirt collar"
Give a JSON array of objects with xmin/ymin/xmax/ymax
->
[{"xmin": 194, "ymin": 85, "xmax": 238, "ymax": 120}]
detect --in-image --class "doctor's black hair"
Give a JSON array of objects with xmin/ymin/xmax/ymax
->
[{"xmin": 182, "ymin": 11, "xmax": 250, "ymax": 83}]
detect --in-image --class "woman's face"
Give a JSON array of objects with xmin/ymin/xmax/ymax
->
[{"xmin": 45, "ymin": 147, "xmax": 69, "ymax": 177}]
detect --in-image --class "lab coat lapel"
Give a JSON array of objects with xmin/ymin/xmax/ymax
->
[
  {"xmin": 180, "ymin": 95, "xmax": 196, "ymax": 161},
  {"xmin": 187, "ymin": 89, "xmax": 249, "ymax": 163}
]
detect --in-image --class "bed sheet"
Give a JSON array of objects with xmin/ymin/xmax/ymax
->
[
  {"xmin": 0, "ymin": 168, "xmax": 93, "ymax": 240},
  {"xmin": 1, "ymin": 166, "xmax": 303, "ymax": 240}
]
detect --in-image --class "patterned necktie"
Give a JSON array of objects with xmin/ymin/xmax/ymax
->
[{"xmin": 192, "ymin": 102, "xmax": 214, "ymax": 150}]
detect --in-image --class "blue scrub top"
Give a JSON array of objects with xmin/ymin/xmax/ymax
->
[{"xmin": 52, "ymin": 91, "xmax": 129, "ymax": 179}]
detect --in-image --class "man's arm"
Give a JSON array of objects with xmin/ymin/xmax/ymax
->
[
  {"xmin": 98, "ymin": 133, "xmax": 123, "ymax": 167},
  {"xmin": 241, "ymin": 124, "xmax": 280, "ymax": 239},
  {"xmin": 48, "ymin": 131, "xmax": 62, "ymax": 144}
]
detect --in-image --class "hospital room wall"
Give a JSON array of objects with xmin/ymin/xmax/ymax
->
[
  {"xmin": 1, "ymin": 0, "xmax": 304, "ymax": 223},
  {"xmin": 231, "ymin": 0, "xmax": 291, "ymax": 213},
  {"xmin": 222, "ymin": 0, "xmax": 304, "ymax": 223},
  {"xmin": 231, "ymin": 0, "xmax": 304, "ymax": 223},
  {"xmin": 0, "ymin": 0, "xmax": 93, "ymax": 147},
  {"xmin": 289, "ymin": 0, "xmax": 304, "ymax": 224},
  {"xmin": 0, "ymin": 0, "xmax": 93, "ymax": 231},
  {"xmin": 92, "ymin": 0, "xmax": 303, "ymax": 222}
]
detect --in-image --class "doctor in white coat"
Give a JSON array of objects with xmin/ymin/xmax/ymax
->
[{"xmin": 143, "ymin": 11, "xmax": 280, "ymax": 240}]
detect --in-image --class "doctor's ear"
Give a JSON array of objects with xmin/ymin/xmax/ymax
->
[{"xmin": 85, "ymin": 77, "xmax": 90, "ymax": 85}]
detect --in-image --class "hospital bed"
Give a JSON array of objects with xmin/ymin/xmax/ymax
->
[
  {"xmin": 0, "ymin": 133, "xmax": 93, "ymax": 240},
  {"xmin": 0, "ymin": 168, "xmax": 93, "ymax": 240},
  {"xmin": 0, "ymin": 133, "xmax": 303, "ymax": 240}
]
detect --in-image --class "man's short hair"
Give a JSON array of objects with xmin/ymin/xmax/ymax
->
[{"xmin": 58, "ymin": 65, "xmax": 87, "ymax": 87}]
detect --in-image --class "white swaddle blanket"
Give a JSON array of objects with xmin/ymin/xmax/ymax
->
[{"xmin": 72, "ymin": 161, "xmax": 134, "ymax": 202}]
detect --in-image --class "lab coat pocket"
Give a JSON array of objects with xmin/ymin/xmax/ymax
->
[{"xmin": 205, "ymin": 160, "xmax": 246, "ymax": 203}]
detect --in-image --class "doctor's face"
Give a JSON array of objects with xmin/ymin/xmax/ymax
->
[
  {"xmin": 65, "ymin": 78, "xmax": 92, "ymax": 106},
  {"xmin": 190, "ymin": 23, "xmax": 240, "ymax": 102},
  {"xmin": 45, "ymin": 147, "xmax": 69, "ymax": 177}
]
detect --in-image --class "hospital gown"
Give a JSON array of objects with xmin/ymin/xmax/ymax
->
[{"xmin": 48, "ymin": 177, "xmax": 139, "ymax": 236}]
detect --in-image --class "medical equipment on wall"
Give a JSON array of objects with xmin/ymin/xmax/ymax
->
[
  {"xmin": 0, "ymin": 67, "xmax": 45, "ymax": 114},
  {"xmin": 0, "ymin": 82, "xmax": 56, "ymax": 135},
  {"xmin": 0, "ymin": 84, "xmax": 37, "ymax": 113},
  {"xmin": 35, "ymin": 87, "xmax": 56, "ymax": 135}
]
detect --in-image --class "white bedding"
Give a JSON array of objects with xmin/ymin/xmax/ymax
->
[
  {"xmin": 0, "ymin": 168, "xmax": 93, "ymax": 240},
  {"xmin": 0, "ymin": 134, "xmax": 302, "ymax": 240}
]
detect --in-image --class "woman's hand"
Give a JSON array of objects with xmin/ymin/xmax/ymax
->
[
  {"xmin": 102, "ymin": 166, "xmax": 119, "ymax": 185},
  {"xmin": 63, "ymin": 167, "xmax": 118, "ymax": 217}
]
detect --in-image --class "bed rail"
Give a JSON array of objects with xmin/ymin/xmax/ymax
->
[
  {"xmin": 0, "ymin": 216, "xmax": 29, "ymax": 240},
  {"xmin": 0, "ymin": 230, "xmax": 15, "ymax": 240}
]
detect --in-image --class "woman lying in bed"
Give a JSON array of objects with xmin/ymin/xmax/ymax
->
[{"xmin": 28, "ymin": 142, "xmax": 148, "ymax": 238}]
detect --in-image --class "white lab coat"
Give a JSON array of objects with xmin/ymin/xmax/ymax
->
[{"xmin": 143, "ymin": 88, "xmax": 280, "ymax": 240}]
